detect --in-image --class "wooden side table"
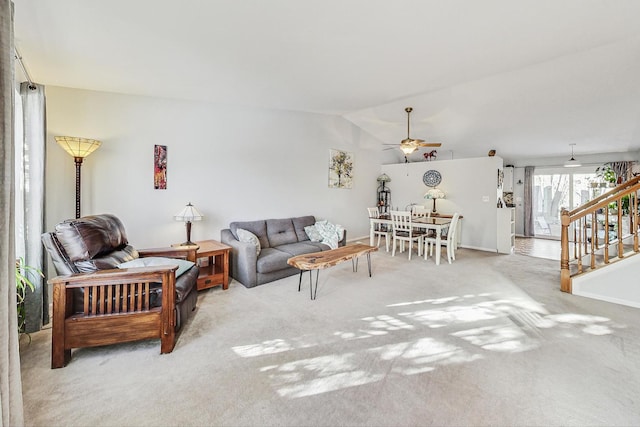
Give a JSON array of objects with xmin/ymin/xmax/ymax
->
[{"xmin": 175, "ymin": 240, "xmax": 231, "ymax": 291}]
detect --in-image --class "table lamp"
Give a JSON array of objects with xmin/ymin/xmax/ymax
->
[
  {"xmin": 174, "ymin": 202, "xmax": 203, "ymax": 246},
  {"xmin": 424, "ymin": 188, "xmax": 446, "ymax": 213}
]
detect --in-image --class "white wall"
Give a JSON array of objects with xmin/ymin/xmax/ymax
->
[
  {"xmin": 381, "ymin": 156, "xmax": 503, "ymax": 251},
  {"xmin": 45, "ymin": 86, "xmax": 384, "ymax": 248},
  {"xmin": 573, "ymin": 254, "xmax": 640, "ymax": 309}
]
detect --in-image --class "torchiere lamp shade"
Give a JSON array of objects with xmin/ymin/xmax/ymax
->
[
  {"xmin": 55, "ymin": 136, "xmax": 102, "ymax": 218},
  {"xmin": 55, "ymin": 136, "xmax": 102, "ymax": 159}
]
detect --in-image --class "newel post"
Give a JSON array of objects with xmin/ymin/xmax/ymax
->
[{"xmin": 560, "ymin": 208, "xmax": 571, "ymax": 293}]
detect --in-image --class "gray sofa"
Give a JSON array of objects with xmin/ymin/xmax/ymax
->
[{"xmin": 220, "ymin": 215, "xmax": 346, "ymax": 288}]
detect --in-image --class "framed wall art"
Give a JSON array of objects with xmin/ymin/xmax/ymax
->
[
  {"xmin": 154, "ymin": 144, "xmax": 167, "ymax": 189},
  {"xmin": 328, "ymin": 149, "xmax": 353, "ymax": 189}
]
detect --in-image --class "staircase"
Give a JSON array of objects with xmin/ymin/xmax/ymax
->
[{"xmin": 560, "ymin": 175, "xmax": 640, "ymax": 294}]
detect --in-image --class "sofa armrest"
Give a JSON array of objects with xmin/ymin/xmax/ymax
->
[
  {"xmin": 339, "ymin": 230, "xmax": 347, "ymax": 247},
  {"xmin": 138, "ymin": 246, "xmax": 198, "ymax": 263},
  {"xmin": 48, "ymin": 265, "xmax": 178, "ymax": 368},
  {"xmin": 221, "ymin": 229, "xmax": 258, "ymax": 287}
]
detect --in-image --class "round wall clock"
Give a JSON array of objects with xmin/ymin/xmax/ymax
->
[{"xmin": 423, "ymin": 170, "xmax": 442, "ymax": 187}]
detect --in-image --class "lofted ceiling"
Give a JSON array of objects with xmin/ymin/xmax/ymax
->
[{"xmin": 13, "ymin": 0, "xmax": 640, "ymax": 162}]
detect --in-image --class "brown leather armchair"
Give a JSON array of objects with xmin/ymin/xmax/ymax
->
[{"xmin": 42, "ymin": 214, "xmax": 199, "ymax": 368}]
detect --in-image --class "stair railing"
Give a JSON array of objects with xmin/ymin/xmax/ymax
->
[{"xmin": 560, "ymin": 175, "xmax": 640, "ymax": 293}]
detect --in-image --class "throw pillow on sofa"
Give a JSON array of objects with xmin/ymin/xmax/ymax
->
[
  {"xmin": 236, "ymin": 228, "xmax": 261, "ymax": 255},
  {"xmin": 118, "ymin": 257, "xmax": 195, "ymax": 278},
  {"xmin": 304, "ymin": 225, "xmax": 323, "ymax": 242},
  {"xmin": 314, "ymin": 220, "xmax": 345, "ymax": 249}
]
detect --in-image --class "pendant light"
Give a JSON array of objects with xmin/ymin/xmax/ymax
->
[{"xmin": 564, "ymin": 143, "xmax": 581, "ymax": 168}]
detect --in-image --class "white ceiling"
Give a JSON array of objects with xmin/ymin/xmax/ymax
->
[{"xmin": 13, "ymin": 0, "xmax": 640, "ymax": 161}]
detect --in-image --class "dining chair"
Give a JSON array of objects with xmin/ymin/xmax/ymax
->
[
  {"xmin": 390, "ymin": 210, "xmax": 426, "ymax": 260},
  {"xmin": 411, "ymin": 205, "xmax": 431, "ymax": 218},
  {"xmin": 367, "ymin": 207, "xmax": 392, "ymax": 252},
  {"xmin": 411, "ymin": 205, "xmax": 433, "ymax": 235},
  {"xmin": 424, "ymin": 212, "xmax": 460, "ymax": 264}
]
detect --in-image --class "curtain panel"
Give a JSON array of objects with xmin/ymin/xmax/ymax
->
[
  {"xmin": 523, "ymin": 166, "xmax": 535, "ymax": 237},
  {"xmin": 19, "ymin": 83, "xmax": 47, "ymax": 333},
  {"xmin": 0, "ymin": 0, "xmax": 25, "ymax": 425}
]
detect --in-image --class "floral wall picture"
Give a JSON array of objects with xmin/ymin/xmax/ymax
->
[
  {"xmin": 154, "ymin": 144, "xmax": 167, "ymax": 189},
  {"xmin": 329, "ymin": 149, "xmax": 354, "ymax": 189}
]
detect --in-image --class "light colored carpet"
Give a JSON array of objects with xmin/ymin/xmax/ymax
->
[{"xmin": 19, "ymin": 247, "xmax": 640, "ymax": 426}]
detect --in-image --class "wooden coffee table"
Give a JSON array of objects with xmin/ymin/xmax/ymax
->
[{"xmin": 287, "ymin": 244, "xmax": 378, "ymax": 300}]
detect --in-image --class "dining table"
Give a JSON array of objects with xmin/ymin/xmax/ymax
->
[{"xmin": 369, "ymin": 215, "xmax": 453, "ymax": 265}]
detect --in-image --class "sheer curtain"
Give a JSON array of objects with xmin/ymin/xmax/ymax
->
[
  {"xmin": 18, "ymin": 82, "xmax": 47, "ymax": 333},
  {"xmin": 0, "ymin": 0, "xmax": 25, "ymax": 425},
  {"xmin": 523, "ymin": 166, "xmax": 535, "ymax": 237}
]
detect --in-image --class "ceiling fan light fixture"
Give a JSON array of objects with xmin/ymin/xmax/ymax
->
[
  {"xmin": 400, "ymin": 144, "xmax": 417, "ymax": 155},
  {"xmin": 392, "ymin": 107, "xmax": 441, "ymax": 155},
  {"xmin": 564, "ymin": 143, "xmax": 581, "ymax": 168}
]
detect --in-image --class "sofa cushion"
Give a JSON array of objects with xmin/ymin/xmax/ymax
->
[
  {"xmin": 118, "ymin": 257, "xmax": 195, "ymax": 278},
  {"xmin": 75, "ymin": 245, "xmax": 139, "ymax": 273},
  {"xmin": 302, "ymin": 241, "xmax": 332, "ymax": 252},
  {"xmin": 230, "ymin": 220, "xmax": 269, "ymax": 249},
  {"xmin": 256, "ymin": 248, "xmax": 293, "ymax": 274},
  {"xmin": 55, "ymin": 214, "xmax": 129, "ymax": 262},
  {"xmin": 266, "ymin": 218, "xmax": 298, "ymax": 247},
  {"xmin": 275, "ymin": 242, "xmax": 326, "ymax": 257},
  {"xmin": 292, "ymin": 216, "xmax": 316, "ymax": 241}
]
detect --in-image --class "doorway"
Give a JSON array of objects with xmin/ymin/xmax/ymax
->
[{"xmin": 533, "ymin": 167, "xmax": 599, "ymax": 239}]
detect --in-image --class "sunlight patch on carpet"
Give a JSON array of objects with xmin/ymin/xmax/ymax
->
[
  {"xmin": 452, "ymin": 324, "xmax": 539, "ymax": 353},
  {"xmin": 260, "ymin": 353, "xmax": 384, "ymax": 398}
]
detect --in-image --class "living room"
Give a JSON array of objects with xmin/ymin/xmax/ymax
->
[{"xmin": 4, "ymin": 1, "xmax": 640, "ymax": 426}]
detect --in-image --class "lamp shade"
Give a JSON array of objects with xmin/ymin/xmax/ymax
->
[
  {"xmin": 377, "ymin": 173, "xmax": 391, "ymax": 183},
  {"xmin": 55, "ymin": 136, "xmax": 102, "ymax": 158},
  {"xmin": 174, "ymin": 202, "xmax": 203, "ymax": 222},
  {"xmin": 424, "ymin": 188, "xmax": 446, "ymax": 200},
  {"xmin": 400, "ymin": 144, "xmax": 417, "ymax": 155}
]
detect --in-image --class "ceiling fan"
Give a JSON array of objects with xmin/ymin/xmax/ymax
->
[{"xmin": 384, "ymin": 107, "xmax": 442, "ymax": 157}]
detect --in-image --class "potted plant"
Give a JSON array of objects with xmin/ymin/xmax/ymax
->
[
  {"xmin": 596, "ymin": 164, "xmax": 617, "ymax": 187},
  {"xmin": 16, "ymin": 257, "xmax": 43, "ymax": 337}
]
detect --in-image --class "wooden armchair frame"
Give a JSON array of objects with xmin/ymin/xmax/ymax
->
[{"xmin": 48, "ymin": 246, "xmax": 197, "ymax": 369}]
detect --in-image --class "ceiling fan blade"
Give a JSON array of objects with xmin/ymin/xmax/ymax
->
[
  {"xmin": 417, "ymin": 142, "xmax": 442, "ymax": 147},
  {"xmin": 401, "ymin": 137, "xmax": 425, "ymax": 145}
]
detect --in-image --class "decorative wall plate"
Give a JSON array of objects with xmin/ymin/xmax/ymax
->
[{"xmin": 423, "ymin": 170, "xmax": 442, "ymax": 187}]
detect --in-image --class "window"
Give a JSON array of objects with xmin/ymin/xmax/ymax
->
[{"xmin": 533, "ymin": 166, "xmax": 598, "ymax": 239}]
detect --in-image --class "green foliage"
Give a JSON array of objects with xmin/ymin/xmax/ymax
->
[
  {"xmin": 16, "ymin": 257, "xmax": 43, "ymax": 335},
  {"xmin": 622, "ymin": 195, "xmax": 630, "ymax": 215},
  {"xmin": 607, "ymin": 195, "xmax": 631, "ymax": 215},
  {"xmin": 596, "ymin": 164, "xmax": 617, "ymax": 184}
]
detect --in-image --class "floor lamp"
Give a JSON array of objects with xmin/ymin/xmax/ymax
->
[{"xmin": 55, "ymin": 136, "xmax": 102, "ymax": 218}]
